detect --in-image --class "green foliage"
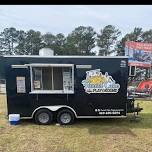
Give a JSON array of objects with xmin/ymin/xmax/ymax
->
[
  {"xmin": 64, "ymin": 26, "xmax": 96, "ymax": 55},
  {"xmin": 0, "ymin": 28, "xmax": 44, "ymax": 55},
  {"xmin": 97, "ymin": 25, "xmax": 121, "ymax": 56},
  {"xmin": 42, "ymin": 33, "xmax": 66, "ymax": 55},
  {"xmin": 42, "ymin": 33, "xmax": 56, "ymax": 48},
  {"xmin": 126, "ymin": 27, "xmax": 143, "ymax": 42},
  {"xmin": 0, "ymin": 27, "xmax": 18, "ymax": 55},
  {"xmin": 142, "ymin": 29, "xmax": 152, "ymax": 43},
  {"xmin": 116, "ymin": 27, "xmax": 143, "ymax": 55},
  {"xmin": 54, "ymin": 33, "xmax": 66, "ymax": 55},
  {"xmin": 25, "ymin": 30, "xmax": 43, "ymax": 55},
  {"xmin": 14, "ymin": 30, "xmax": 27, "ymax": 55},
  {"xmin": 1, "ymin": 26, "xmax": 152, "ymax": 56}
]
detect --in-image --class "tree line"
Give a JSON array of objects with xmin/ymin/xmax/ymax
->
[{"xmin": 0, "ymin": 25, "xmax": 152, "ymax": 56}]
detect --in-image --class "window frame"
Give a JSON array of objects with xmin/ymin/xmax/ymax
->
[
  {"xmin": 30, "ymin": 63, "xmax": 74, "ymax": 94},
  {"xmin": 129, "ymin": 65, "xmax": 136, "ymax": 76}
]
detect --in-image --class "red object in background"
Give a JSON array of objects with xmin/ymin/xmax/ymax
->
[
  {"xmin": 137, "ymin": 80, "xmax": 152, "ymax": 91},
  {"xmin": 125, "ymin": 41, "xmax": 152, "ymax": 52},
  {"xmin": 128, "ymin": 61, "xmax": 151, "ymax": 68}
]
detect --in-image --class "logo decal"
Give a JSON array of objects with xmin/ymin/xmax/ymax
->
[{"xmin": 82, "ymin": 69, "xmax": 120, "ymax": 94}]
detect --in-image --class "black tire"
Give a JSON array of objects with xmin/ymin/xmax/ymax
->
[
  {"xmin": 34, "ymin": 109, "xmax": 53, "ymax": 125},
  {"xmin": 57, "ymin": 109, "xmax": 75, "ymax": 125}
]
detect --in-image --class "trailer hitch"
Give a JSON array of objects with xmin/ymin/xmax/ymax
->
[
  {"xmin": 127, "ymin": 98, "xmax": 143, "ymax": 122},
  {"xmin": 127, "ymin": 98, "xmax": 143, "ymax": 113},
  {"xmin": 133, "ymin": 103, "xmax": 143, "ymax": 114}
]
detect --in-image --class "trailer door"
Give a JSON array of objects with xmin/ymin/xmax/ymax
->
[{"xmin": 75, "ymin": 65, "xmax": 93, "ymax": 116}]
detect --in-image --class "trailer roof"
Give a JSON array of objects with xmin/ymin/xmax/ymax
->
[{"xmin": 4, "ymin": 55, "xmax": 128, "ymax": 58}]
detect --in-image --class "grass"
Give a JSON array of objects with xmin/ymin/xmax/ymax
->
[{"xmin": 0, "ymin": 95, "xmax": 152, "ymax": 152}]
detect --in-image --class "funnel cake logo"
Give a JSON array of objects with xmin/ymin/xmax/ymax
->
[{"xmin": 82, "ymin": 69, "xmax": 120, "ymax": 94}]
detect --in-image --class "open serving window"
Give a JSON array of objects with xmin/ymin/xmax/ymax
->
[{"xmin": 30, "ymin": 64, "xmax": 74, "ymax": 94}]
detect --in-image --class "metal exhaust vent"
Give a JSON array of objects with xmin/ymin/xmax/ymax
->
[{"xmin": 39, "ymin": 48, "xmax": 54, "ymax": 56}]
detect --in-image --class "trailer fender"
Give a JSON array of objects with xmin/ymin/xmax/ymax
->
[{"xmin": 31, "ymin": 106, "xmax": 77, "ymax": 118}]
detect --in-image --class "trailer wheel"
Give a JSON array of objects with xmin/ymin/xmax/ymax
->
[
  {"xmin": 57, "ymin": 109, "xmax": 75, "ymax": 125},
  {"xmin": 34, "ymin": 109, "xmax": 53, "ymax": 125}
]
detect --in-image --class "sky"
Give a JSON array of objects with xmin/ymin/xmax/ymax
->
[{"xmin": 0, "ymin": 5, "xmax": 152, "ymax": 38}]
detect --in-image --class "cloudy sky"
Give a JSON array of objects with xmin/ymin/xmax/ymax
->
[{"xmin": 0, "ymin": 5, "xmax": 152, "ymax": 38}]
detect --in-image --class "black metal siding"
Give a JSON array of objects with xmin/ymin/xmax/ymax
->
[{"xmin": 4, "ymin": 56, "xmax": 128, "ymax": 117}]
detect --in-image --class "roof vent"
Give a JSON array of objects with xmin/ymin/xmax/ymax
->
[{"xmin": 39, "ymin": 48, "xmax": 54, "ymax": 56}]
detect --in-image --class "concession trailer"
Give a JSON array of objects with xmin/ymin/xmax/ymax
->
[{"xmin": 0, "ymin": 50, "xmax": 142, "ymax": 125}]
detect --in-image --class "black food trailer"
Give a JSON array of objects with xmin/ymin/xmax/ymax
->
[{"xmin": 1, "ymin": 54, "xmax": 142, "ymax": 125}]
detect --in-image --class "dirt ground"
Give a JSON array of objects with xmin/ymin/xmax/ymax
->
[{"xmin": 0, "ymin": 94, "xmax": 152, "ymax": 152}]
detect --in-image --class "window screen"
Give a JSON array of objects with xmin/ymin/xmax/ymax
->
[
  {"xmin": 32, "ymin": 65, "xmax": 73, "ymax": 93},
  {"xmin": 53, "ymin": 67, "xmax": 63, "ymax": 90},
  {"xmin": 33, "ymin": 68, "xmax": 42, "ymax": 90}
]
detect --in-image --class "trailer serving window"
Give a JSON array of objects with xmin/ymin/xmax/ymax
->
[{"xmin": 30, "ymin": 64, "xmax": 74, "ymax": 94}]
